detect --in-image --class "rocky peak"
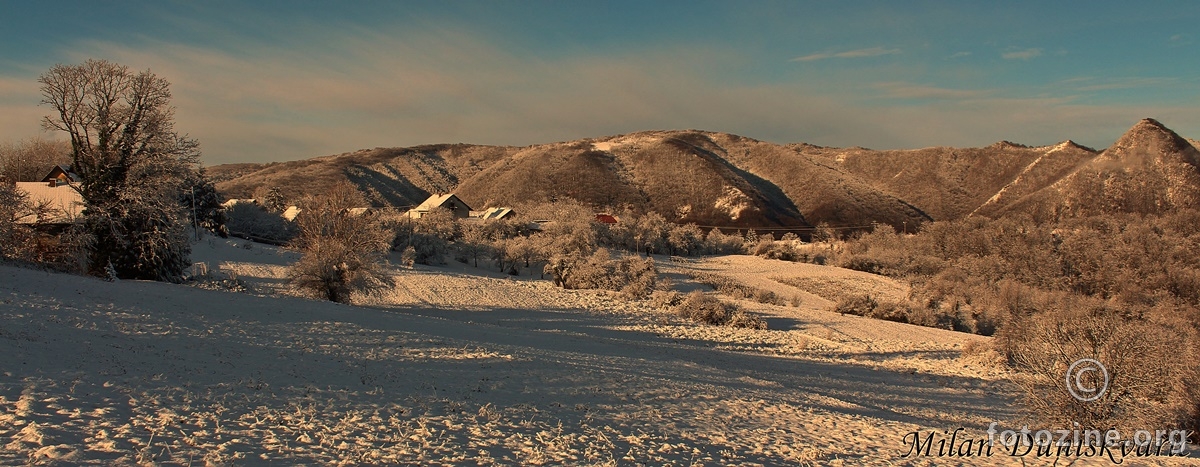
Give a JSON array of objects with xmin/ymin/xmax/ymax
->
[{"xmin": 1099, "ymin": 117, "xmax": 1198, "ymax": 168}]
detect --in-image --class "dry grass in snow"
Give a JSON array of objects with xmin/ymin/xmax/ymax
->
[{"xmin": 1, "ymin": 240, "xmax": 1194, "ymax": 465}]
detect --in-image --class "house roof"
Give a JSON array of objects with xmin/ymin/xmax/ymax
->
[
  {"xmin": 41, "ymin": 165, "xmax": 79, "ymax": 183},
  {"xmin": 281, "ymin": 205, "xmax": 302, "ymax": 221},
  {"xmin": 14, "ymin": 182, "xmax": 85, "ymax": 224},
  {"xmin": 595, "ymin": 213, "xmax": 620, "ymax": 224},
  {"xmin": 481, "ymin": 207, "xmax": 513, "ymax": 220},
  {"xmin": 412, "ymin": 193, "xmax": 472, "ymax": 212},
  {"xmin": 222, "ymin": 198, "xmax": 258, "ymax": 208}
]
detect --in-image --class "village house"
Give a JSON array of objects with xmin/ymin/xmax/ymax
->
[
  {"xmin": 407, "ymin": 193, "xmax": 472, "ymax": 219},
  {"xmin": 13, "ymin": 166, "xmax": 84, "ymax": 226},
  {"xmin": 42, "ymin": 164, "xmax": 78, "ymax": 186}
]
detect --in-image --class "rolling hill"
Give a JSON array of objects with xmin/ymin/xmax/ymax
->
[{"xmin": 210, "ymin": 118, "xmax": 1198, "ymax": 231}]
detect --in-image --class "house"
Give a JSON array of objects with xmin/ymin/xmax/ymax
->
[
  {"xmin": 407, "ymin": 194, "xmax": 472, "ymax": 219},
  {"xmin": 13, "ymin": 167, "xmax": 85, "ymax": 225},
  {"xmin": 41, "ymin": 165, "xmax": 78, "ymax": 186}
]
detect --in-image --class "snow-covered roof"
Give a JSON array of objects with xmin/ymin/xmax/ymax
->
[
  {"xmin": 222, "ymin": 198, "xmax": 258, "ymax": 208},
  {"xmin": 41, "ymin": 165, "xmax": 79, "ymax": 183},
  {"xmin": 14, "ymin": 181, "xmax": 85, "ymax": 224},
  {"xmin": 481, "ymin": 207, "xmax": 514, "ymax": 220},
  {"xmin": 413, "ymin": 193, "xmax": 470, "ymax": 212},
  {"xmin": 281, "ymin": 205, "xmax": 302, "ymax": 221}
]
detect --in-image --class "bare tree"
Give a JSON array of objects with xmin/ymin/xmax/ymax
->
[
  {"xmin": 288, "ymin": 183, "xmax": 392, "ymax": 303},
  {"xmin": 39, "ymin": 59, "xmax": 199, "ymax": 281},
  {"xmin": 455, "ymin": 223, "xmax": 492, "ymax": 268}
]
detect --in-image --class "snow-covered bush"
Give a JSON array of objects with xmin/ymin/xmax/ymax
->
[
  {"xmin": 288, "ymin": 184, "xmax": 392, "ymax": 303},
  {"xmin": 674, "ymin": 291, "xmax": 767, "ymax": 329},
  {"xmin": 544, "ymin": 249, "xmax": 658, "ymax": 299}
]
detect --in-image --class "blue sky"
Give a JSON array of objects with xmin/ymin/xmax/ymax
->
[{"xmin": 1, "ymin": 1, "xmax": 1197, "ymax": 164}]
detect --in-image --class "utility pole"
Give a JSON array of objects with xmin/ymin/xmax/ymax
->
[
  {"xmin": 191, "ymin": 185, "xmax": 200, "ymax": 240},
  {"xmin": 903, "ymin": 221, "xmax": 907, "ymax": 235}
]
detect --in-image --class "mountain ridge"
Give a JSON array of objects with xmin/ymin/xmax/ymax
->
[{"xmin": 210, "ymin": 119, "xmax": 1197, "ymax": 230}]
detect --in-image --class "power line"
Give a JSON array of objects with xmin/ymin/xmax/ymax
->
[{"xmin": 692, "ymin": 224, "xmax": 878, "ymax": 232}]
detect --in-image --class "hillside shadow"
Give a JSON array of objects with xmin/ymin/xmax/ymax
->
[
  {"xmin": 370, "ymin": 303, "xmax": 1021, "ymax": 431},
  {"xmin": 344, "ymin": 164, "xmax": 430, "ymax": 208},
  {"xmin": 670, "ymin": 135, "xmax": 810, "ymax": 228}
]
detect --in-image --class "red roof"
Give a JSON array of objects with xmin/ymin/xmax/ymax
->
[{"xmin": 595, "ymin": 213, "xmax": 619, "ymax": 224}]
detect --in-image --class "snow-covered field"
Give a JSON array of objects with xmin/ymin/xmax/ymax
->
[{"xmin": 1, "ymin": 238, "xmax": 1192, "ymax": 465}]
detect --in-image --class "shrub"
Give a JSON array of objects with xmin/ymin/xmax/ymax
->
[
  {"xmin": 727, "ymin": 307, "xmax": 768, "ymax": 330},
  {"xmin": 673, "ymin": 291, "xmax": 767, "ymax": 329},
  {"xmin": 287, "ymin": 184, "xmax": 393, "ymax": 303},
  {"xmin": 1003, "ymin": 295, "xmax": 1200, "ymax": 433},
  {"xmin": 751, "ymin": 237, "xmax": 774, "ymax": 256},
  {"xmin": 869, "ymin": 299, "xmax": 911, "ymax": 323},
  {"xmin": 399, "ymin": 246, "xmax": 416, "ymax": 268},
  {"xmin": 833, "ymin": 294, "xmax": 877, "ymax": 316},
  {"xmin": 703, "ymin": 228, "xmax": 745, "ymax": 255},
  {"xmin": 546, "ymin": 249, "xmax": 658, "ymax": 299},
  {"xmin": 675, "ymin": 291, "xmax": 729, "ymax": 325},
  {"xmin": 649, "ymin": 290, "xmax": 683, "ymax": 309}
]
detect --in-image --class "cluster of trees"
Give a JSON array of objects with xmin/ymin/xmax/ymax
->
[
  {"xmin": 0, "ymin": 60, "xmax": 225, "ymax": 282},
  {"xmin": 388, "ymin": 200, "xmax": 768, "ymax": 297},
  {"xmin": 829, "ymin": 212, "xmax": 1200, "ymax": 435},
  {"xmin": 36, "ymin": 59, "xmax": 224, "ymax": 281},
  {"xmin": 283, "ymin": 196, "xmax": 781, "ymax": 303}
]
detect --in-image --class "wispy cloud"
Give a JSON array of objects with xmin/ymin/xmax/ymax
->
[
  {"xmin": 19, "ymin": 30, "xmax": 880, "ymax": 163},
  {"xmin": 1001, "ymin": 48, "xmax": 1042, "ymax": 60},
  {"xmin": 874, "ymin": 82, "xmax": 990, "ymax": 100},
  {"xmin": 947, "ymin": 51, "xmax": 972, "ymax": 59},
  {"xmin": 1058, "ymin": 76, "xmax": 1178, "ymax": 92},
  {"xmin": 0, "ymin": 75, "xmax": 50, "ymax": 139},
  {"xmin": 790, "ymin": 47, "xmax": 901, "ymax": 62},
  {"xmin": 1, "ymin": 19, "xmax": 1196, "ymax": 163},
  {"xmin": 1169, "ymin": 33, "xmax": 1193, "ymax": 47}
]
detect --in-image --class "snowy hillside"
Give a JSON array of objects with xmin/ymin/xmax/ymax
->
[{"xmin": 2, "ymin": 238, "xmax": 1188, "ymax": 465}]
